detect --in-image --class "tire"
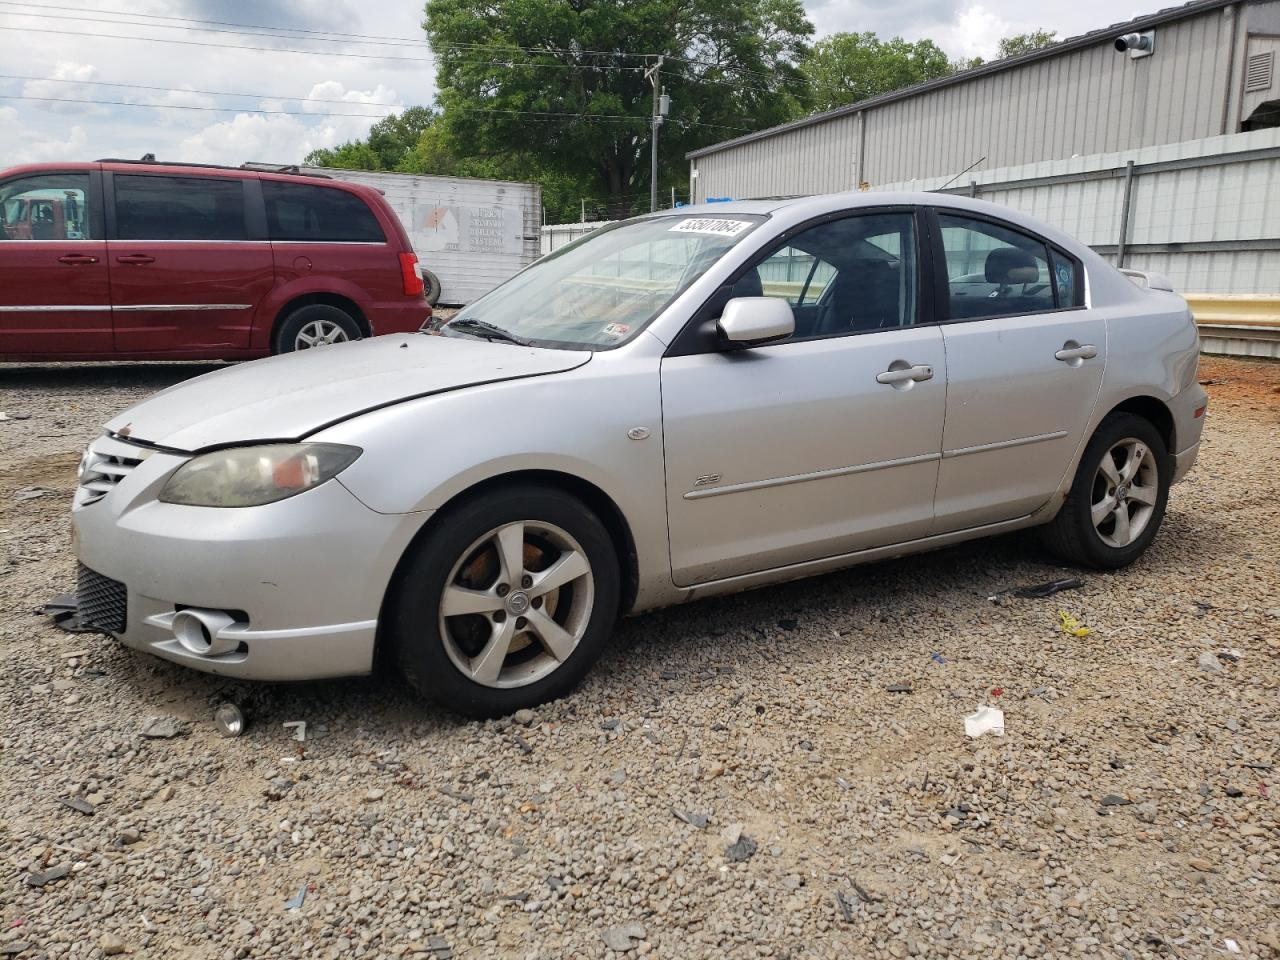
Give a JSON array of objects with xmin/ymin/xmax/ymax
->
[
  {"xmin": 422, "ymin": 269, "xmax": 442, "ymax": 307},
  {"xmin": 389, "ymin": 485, "xmax": 620, "ymax": 717},
  {"xmin": 274, "ymin": 304, "xmax": 361, "ymax": 354},
  {"xmin": 1041, "ymin": 412, "xmax": 1171, "ymax": 569}
]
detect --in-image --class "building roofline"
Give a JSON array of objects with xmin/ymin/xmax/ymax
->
[{"xmin": 686, "ymin": 0, "xmax": 1236, "ymax": 160}]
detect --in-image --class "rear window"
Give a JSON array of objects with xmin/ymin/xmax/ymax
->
[
  {"xmin": 115, "ymin": 174, "xmax": 247, "ymax": 241},
  {"xmin": 263, "ymin": 181, "xmax": 385, "ymax": 243}
]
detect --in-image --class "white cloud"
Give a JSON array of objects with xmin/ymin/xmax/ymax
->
[
  {"xmin": 21, "ymin": 61, "xmax": 108, "ymax": 116},
  {"xmin": 177, "ymin": 82, "xmax": 403, "ymax": 165},
  {"xmin": 936, "ymin": 5, "xmax": 1014, "ymax": 61},
  {"xmin": 0, "ymin": 106, "xmax": 90, "ymax": 162}
]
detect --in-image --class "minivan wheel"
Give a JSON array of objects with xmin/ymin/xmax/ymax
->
[
  {"xmin": 274, "ymin": 304, "xmax": 362, "ymax": 353},
  {"xmin": 389, "ymin": 485, "xmax": 620, "ymax": 718},
  {"xmin": 422, "ymin": 268, "xmax": 442, "ymax": 307},
  {"xmin": 1042, "ymin": 412, "xmax": 1170, "ymax": 569}
]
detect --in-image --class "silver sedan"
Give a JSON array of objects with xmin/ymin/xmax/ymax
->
[{"xmin": 71, "ymin": 193, "xmax": 1208, "ymax": 716}]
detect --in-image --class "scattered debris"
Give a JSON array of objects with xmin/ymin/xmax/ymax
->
[
  {"xmin": 1217, "ymin": 648, "xmax": 1243, "ymax": 663},
  {"xmin": 1224, "ymin": 939, "xmax": 1242, "ymax": 954},
  {"xmin": 58, "ymin": 795, "xmax": 95, "ymax": 816},
  {"xmin": 283, "ymin": 884, "xmax": 307, "ymax": 910},
  {"xmin": 213, "ymin": 703, "xmax": 245, "ymax": 738},
  {"xmin": 25, "ymin": 863, "xmax": 71, "ymax": 887},
  {"xmin": 1197, "ymin": 651, "xmax": 1223, "ymax": 674},
  {"xmin": 1100, "ymin": 794, "xmax": 1131, "ymax": 807},
  {"xmin": 438, "ymin": 784, "xmax": 475, "ymax": 803},
  {"xmin": 835, "ymin": 777, "xmax": 853, "ymax": 790},
  {"xmin": 930, "ymin": 651, "xmax": 946, "ymax": 665},
  {"xmin": 139, "ymin": 716, "xmax": 188, "ymax": 739},
  {"xmin": 513, "ymin": 708, "xmax": 536, "ymax": 726},
  {"xmin": 14, "ymin": 486, "xmax": 53, "ymax": 501},
  {"xmin": 988, "ymin": 577, "xmax": 1084, "ymax": 602},
  {"xmin": 99, "ymin": 932, "xmax": 127, "ymax": 956},
  {"xmin": 510, "ymin": 733, "xmax": 534, "ymax": 755},
  {"xmin": 601, "ymin": 923, "xmax": 647, "ymax": 952},
  {"xmin": 725, "ymin": 833, "xmax": 758, "ymax": 863},
  {"xmin": 850, "ymin": 879, "xmax": 880, "ymax": 904},
  {"xmin": 39, "ymin": 593, "xmax": 100, "ymax": 634},
  {"xmin": 885, "ymin": 682, "xmax": 913, "ymax": 694},
  {"xmin": 835, "ymin": 890, "xmax": 856, "ymax": 922},
  {"xmin": 1198, "ymin": 377, "xmax": 1227, "ymax": 385},
  {"xmin": 990, "ymin": 687, "xmax": 1004, "ymax": 697},
  {"xmin": 1057, "ymin": 611, "xmax": 1090, "ymax": 637},
  {"xmin": 282, "ymin": 720, "xmax": 306, "ymax": 742},
  {"xmin": 672, "ymin": 808, "xmax": 709, "ymax": 829},
  {"xmin": 964, "ymin": 706, "xmax": 1005, "ymax": 738},
  {"xmin": 140, "ymin": 915, "xmax": 156, "ymax": 934},
  {"xmin": 0, "ymin": 411, "xmax": 31, "ymax": 421},
  {"xmin": 426, "ymin": 935, "xmax": 453, "ymax": 959}
]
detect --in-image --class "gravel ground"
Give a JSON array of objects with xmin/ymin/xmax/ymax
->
[{"xmin": 0, "ymin": 354, "xmax": 1277, "ymax": 960}]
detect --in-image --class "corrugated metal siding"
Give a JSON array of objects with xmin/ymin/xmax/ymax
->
[
  {"xmin": 695, "ymin": 6, "xmax": 1234, "ymax": 200},
  {"xmin": 305, "ymin": 168, "xmax": 542, "ymax": 305}
]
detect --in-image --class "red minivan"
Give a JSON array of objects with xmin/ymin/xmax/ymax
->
[{"xmin": 0, "ymin": 159, "xmax": 432, "ymax": 360}]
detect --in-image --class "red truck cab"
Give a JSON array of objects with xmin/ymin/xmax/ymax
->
[{"xmin": 0, "ymin": 159, "xmax": 432, "ymax": 360}]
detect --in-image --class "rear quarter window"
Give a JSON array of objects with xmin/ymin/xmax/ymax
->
[{"xmin": 263, "ymin": 181, "xmax": 385, "ymax": 243}]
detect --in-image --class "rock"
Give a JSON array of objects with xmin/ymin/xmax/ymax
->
[
  {"xmin": 364, "ymin": 788, "xmax": 386, "ymax": 802},
  {"xmin": 1100, "ymin": 794, "xmax": 1131, "ymax": 806},
  {"xmin": 1135, "ymin": 802, "xmax": 1158, "ymax": 824},
  {"xmin": 119, "ymin": 828, "xmax": 141, "ymax": 845},
  {"xmin": 99, "ymin": 932, "xmax": 126, "ymax": 955},
  {"xmin": 725, "ymin": 834, "xmax": 758, "ymax": 863},
  {"xmin": 233, "ymin": 919, "xmax": 255, "ymax": 938},
  {"xmin": 1197, "ymin": 651, "xmax": 1223, "ymax": 674},
  {"xmin": 673, "ymin": 809, "xmax": 709, "ymax": 829},
  {"xmin": 139, "ymin": 716, "xmax": 187, "ymax": 739},
  {"xmin": 513, "ymin": 709, "xmax": 536, "ymax": 726},
  {"xmin": 601, "ymin": 923, "xmax": 647, "ymax": 951},
  {"xmin": 59, "ymin": 795, "xmax": 96, "ymax": 815},
  {"xmin": 885, "ymin": 682, "xmax": 913, "ymax": 693},
  {"xmin": 25, "ymin": 863, "xmax": 71, "ymax": 887},
  {"xmin": 263, "ymin": 778, "xmax": 294, "ymax": 800},
  {"xmin": 157, "ymin": 785, "xmax": 174, "ymax": 802},
  {"xmin": 721, "ymin": 822, "xmax": 743, "ymax": 845},
  {"xmin": 1188, "ymin": 858, "xmax": 1216, "ymax": 873}
]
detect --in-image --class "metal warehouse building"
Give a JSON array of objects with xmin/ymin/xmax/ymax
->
[{"xmin": 684, "ymin": 0, "xmax": 1280, "ymax": 355}]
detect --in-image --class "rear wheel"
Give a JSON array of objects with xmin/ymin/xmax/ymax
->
[
  {"xmin": 1042, "ymin": 412, "xmax": 1170, "ymax": 569},
  {"xmin": 389, "ymin": 486, "xmax": 619, "ymax": 717},
  {"xmin": 274, "ymin": 304, "xmax": 361, "ymax": 353},
  {"xmin": 422, "ymin": 269, "xmax": 442, "ymax": 307}
]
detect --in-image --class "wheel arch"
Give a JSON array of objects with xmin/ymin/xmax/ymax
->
[
  {"xmin": 1101, "ymin": 394, "xmax": 1175, "ymax": 456},
  {"xmin": 272, "ymin": 293, "xmax": 371, "ymax": 348},
  {"xmin": 377, "ymin": 469, "xmax": 641, "ymax": 651}
]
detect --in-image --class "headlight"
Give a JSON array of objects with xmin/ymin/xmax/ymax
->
[{"xmin": 159, "ymin": 443, "xmax": 361, "ymax": 507}]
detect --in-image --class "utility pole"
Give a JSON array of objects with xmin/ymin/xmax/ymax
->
[{"xmin": 645, "ymin": 56, "xmax": 668, "ymax": 213}]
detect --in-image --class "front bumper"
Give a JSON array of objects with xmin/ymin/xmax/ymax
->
[{"xmin": 72, "ymin": 440, "xmax": 428, "ymax": 681}]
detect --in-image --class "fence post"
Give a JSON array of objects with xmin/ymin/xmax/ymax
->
[{"xmin": 1117, "ymin": 159, "xmax": 1136, "ymax": 268}]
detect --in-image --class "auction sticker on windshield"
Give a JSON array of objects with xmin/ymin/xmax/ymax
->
[{"xmin": 669, "ymin": 218, "xmax": 753, "ymax": 237}]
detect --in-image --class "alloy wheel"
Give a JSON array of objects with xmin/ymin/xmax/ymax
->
[
  {"xmin": 438, "ymin": 521, "xmax": 595, "ymax": 688},
  {"xmin": 1091, "ymin": 438, "xmax": 1158, "ymax": 548},
  {"xmin": 294, "ymin": 319, "xmax": 350, "ymax": 349}
]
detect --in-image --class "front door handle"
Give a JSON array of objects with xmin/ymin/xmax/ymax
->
[
  {"xmin": 58, "ymin": 254, "xmax": 98, "ymax": 265},
  {"xmin": 1055, "ymin": 342, "xmax": 1098, "ymax": 362},
  {"xmin": 876, "ymin": 363, "xmax": 934, "ymax": 386},
  {"xmin": 116, "ymin": 254, "xmax": 155, "ymax": 265}
]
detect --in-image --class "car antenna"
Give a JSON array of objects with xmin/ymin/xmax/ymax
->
[{"xmin": 937, "ymin": 155, "xmax": 986, "ymax": 192}]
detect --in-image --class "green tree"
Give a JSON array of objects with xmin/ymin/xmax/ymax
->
[
  {"xmin": 423, "ymin": 0, "xmax": 813, "ymax": 218},
  {"xmin": 306, "ymin": 106, "xmax": 439, "ymax": 171},
  {"xmin": 800, "ymin": 32, "xmax": 953, "ymax": 111},
  {"xmin": 996, "ymin": 29, "xmax": 1057, "ymax": 60}
]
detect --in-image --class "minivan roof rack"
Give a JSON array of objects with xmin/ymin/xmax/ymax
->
[{"xmin": 94, "ymin": 156, "xmax": 331, "ymax": 179}]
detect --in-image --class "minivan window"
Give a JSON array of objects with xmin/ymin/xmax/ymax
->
[
  {"xmin": 263, "ymin": 181, "xmax": 384, "ymax": 243},
  {"xmin": 114, "ymin": 175, "xmax": 247, "ymax": 241},
  {"xmin": 0, "ymin": 173, "xmax": 94, "ymax": 240}
]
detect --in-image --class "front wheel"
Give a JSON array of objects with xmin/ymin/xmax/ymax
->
[
  {"xmin": 1042, "ymin": 412, "xmax": 1170, "ymax": 569},
  {"xmin": 389, "ymin": 486, "xmax": 620, "ymax": 717}
]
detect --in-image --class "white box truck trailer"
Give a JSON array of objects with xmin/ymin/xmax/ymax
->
[{"xmin": 304, "ymin": 168, "xmax": 542, "ymax": 307}]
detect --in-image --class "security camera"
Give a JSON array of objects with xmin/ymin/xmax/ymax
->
[{"xmin": 1115, "ymin": 31, "xmax": 1154, "ymax": 58}]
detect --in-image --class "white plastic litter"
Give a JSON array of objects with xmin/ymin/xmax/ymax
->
[
  {"xmin": 283, "ymin": 721, "xmax": 307, "ymax": 742},
  {"xmin": 1224, "ymin": 939, "xmax": 1241, "ymax": 954},
  {"xmin": 964, "ymin": 706, "xmax": 1005, "ymax": 738}
]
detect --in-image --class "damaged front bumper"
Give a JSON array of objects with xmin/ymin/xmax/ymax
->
[{"xmin": 71, "ymin": 435, "xmax": 427, "ymax": 681}]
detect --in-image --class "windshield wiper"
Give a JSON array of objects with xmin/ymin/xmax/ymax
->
[{"xmin": 445, "ymin": 317, "xmax": 530, "ymax": 346}]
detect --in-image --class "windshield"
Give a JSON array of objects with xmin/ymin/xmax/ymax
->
[{"xmin": 443, "ymin": 213, "xmax": 766, "ymax": 349}]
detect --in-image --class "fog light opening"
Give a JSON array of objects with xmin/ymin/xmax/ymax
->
[{"xmin": 171, "ymin": 608, "xmax": 238, "ymax": 657}]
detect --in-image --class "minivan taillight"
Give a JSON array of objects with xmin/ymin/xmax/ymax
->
[{"xmin": 399, "ymin": 252, "xmax": 425, "ymax": 297}]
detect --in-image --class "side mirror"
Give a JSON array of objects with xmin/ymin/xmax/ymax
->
[{"xmin": 716, "ymin": 297, "xmax": 795, "ymax": 348}]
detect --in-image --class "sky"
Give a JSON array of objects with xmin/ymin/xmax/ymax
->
[{"xmin": 0, "ymin": 0, "xmax": 1153, "ymax": 168}]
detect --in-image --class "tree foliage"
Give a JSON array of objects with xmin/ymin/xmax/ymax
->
[
  {"xmin": 304, "ymin": 106, "xmax": 438, "ymax": 171},
  {"xmin": 996, "ymin": 29, "xmax": 1058, "ymax": 60},
  {"xmin": 422, "ymin": 0, "xmax": 812, "ymax": 218},
  {"xmin": 800, "ymin": 32, "xmax": 953, "ymax": 111}
]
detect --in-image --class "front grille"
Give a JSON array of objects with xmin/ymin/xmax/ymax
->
[
  {"xmin": 78, "ymin": 435, "xmax": 146, "ymax": 506},
  {"xmin": 76, "ymin": 563, "xmax": 127, "ymax": 633}
]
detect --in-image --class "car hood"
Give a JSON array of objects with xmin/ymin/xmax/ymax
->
[{"xmin": 105, "ymin": 334, "xmax": 592, "ymax": 451}]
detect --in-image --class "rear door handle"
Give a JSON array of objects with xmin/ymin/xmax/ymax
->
[
  {"xmin": 58, "ymin": 254, "xmax": 98, "ymax": 265},
  {"xmin": 1055, "ymin": 343, "xmax": 1098, "ymax": 362},
  {"xmin": 876, "ymin": 363, "xmax": 934, "ymax": 386},
  {"xmin": 116, "ymin": 254, "xmax": 155, "ymax": 265}
]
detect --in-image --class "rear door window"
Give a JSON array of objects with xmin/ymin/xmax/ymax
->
[
  {"xmin": 937, "ymin": 214, "xmax": 1055, "ymax": 320},
  {"xmin": 263, "ymin": 181, "xmax": 384, "ymax": 243},
  {"xmin": 1, "ymin": 173, "xmax": 94, "ymax": 240},
  {"xmin": 114, "ymin": 175, "xmax": 247, "ymax": 241}
]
